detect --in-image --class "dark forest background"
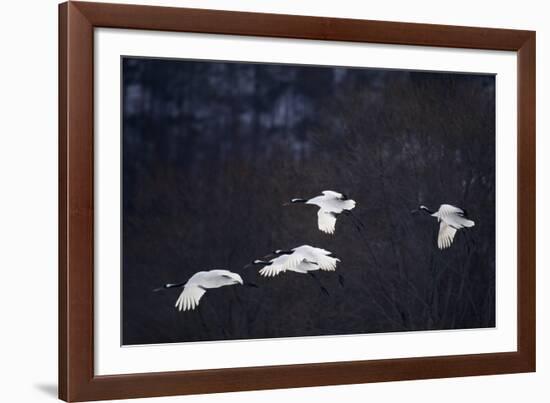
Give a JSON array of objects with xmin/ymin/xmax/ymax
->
[{"xmin": 122, "ymin": 57, "xmax": 495, "ymax": 345}]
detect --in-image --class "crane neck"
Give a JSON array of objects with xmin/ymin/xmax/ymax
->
[
  {"xmin": 164, "ymin": 282, "xmax": 186, "ymax": 289},
  {"xmin": 253, "ymin": 260, "xmax": 272, "ymax": 266},
  {"xmin": 275, "ymin": 250, "xmax": 293, "ymax": 255},
  {"xmin": 153, "ymin": 282, "xmax": 185, "ymax": 292},
  {"xmin": 420, "ymin": 206, "xmax": 435, "ymax": 215}
]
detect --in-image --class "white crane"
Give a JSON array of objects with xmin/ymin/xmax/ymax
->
[
  {"xmin": 154, "ymin": 269, "xmax": 244, "ymax": 312},
  {"xmin": 286, "ymin": 190, "xmax": 356, "ymax": 234},
  {"xmin": 419, "ymin": 204, "xmax": 475, "ymax": 249},
  {"xmin": 271, "ymin": 245, "xmax": 341, "ymax": 274},
  {"xmin": 252, "ymin": 255, "xmax": 320, "ymax": 278},
  {"xmin": 250, "ymin": 245, "xmax": 342, "ymax": 294}
]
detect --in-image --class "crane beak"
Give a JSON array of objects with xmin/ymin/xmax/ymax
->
[{"xmin": 243, "ymin": 282, "xmax": 259, "ymax": 288}]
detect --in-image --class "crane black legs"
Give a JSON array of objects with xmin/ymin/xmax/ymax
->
[
  {"xmin": 343, "ymin": 210, "xmax": 365, "ymax": 233},
  {"xmin": 308, "ymin": 272, "xmax": 330, "ymax": 296},
  {"xmin": 197, "ymin": 307, "xmax": 210, "ymax": 334},
  {"xmin": 338, "ymin": 274, "xmax": 345, "ymax": 287}
]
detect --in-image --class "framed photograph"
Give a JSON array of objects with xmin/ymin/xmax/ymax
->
[{"xmin": 59, "ymin": 1, "xmax": 536, "ymax": 401}]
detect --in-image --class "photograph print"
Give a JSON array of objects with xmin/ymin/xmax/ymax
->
[{"xmin": 122, "ymin": 57, "xmax": 495, "ymax": 345}]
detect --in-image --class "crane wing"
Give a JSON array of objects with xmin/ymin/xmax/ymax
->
[
  {"xmin": 175, "ymin": 285, "xmax": 206, "ymax": 311},
  {"xmin": 258, "ymin": 254, "xmax": 297, "ymax": 277},
  {"xmin": 317, "ymin": 211, "xmax": 336, "ymax": 234},
  {"xmin": 293, "ymin": 245, "xmax": 331, "ymax": 256},
  {"xmin": 437, "ymin": 221, "xmax": 457, "ymax": 250},
  {"xmin": 259, "ymin": 264, "xmax": 287, "ymax": 277},
  {"xmin": 316, "ymin": 255, "xmax": 340, "ymax": 271},
  {"xmin": 438, "ymin": 204, "xmax": 464, "ymax": 217}
]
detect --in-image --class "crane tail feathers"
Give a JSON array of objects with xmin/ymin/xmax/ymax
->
[
  {"xmin": 344, "ymin": 199, "xmax": 356, "ymax": 211},
  {"xmin": 463, "ymin": 219, "xmax": 475, "ymax": 227}
]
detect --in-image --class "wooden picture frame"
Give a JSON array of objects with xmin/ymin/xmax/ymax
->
[{"xmin": 59, "ymin": 1, "xmax": 536, "ymax": 401}]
